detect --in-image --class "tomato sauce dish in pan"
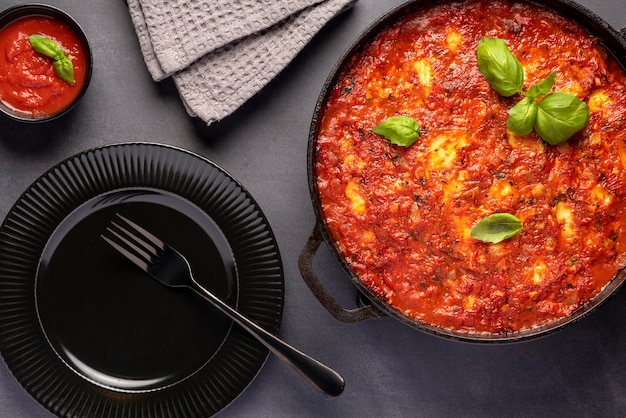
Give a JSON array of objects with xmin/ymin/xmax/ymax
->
[{"xmin": 305, "ymin": 0, "xmax": 626, "ymax": 341}]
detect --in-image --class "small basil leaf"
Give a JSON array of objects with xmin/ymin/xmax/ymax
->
[
  {"xmin": 29, "ymin": 34, "xmax": 75, "ymax": 86},
  {"xmin": 470, "ymin": 213, "xmax": 523, "ymax": 244},
  {"xmin": 29, "ymin": 34, "xmax": 65, "ymax": 60},
  {"xmin": 373, "ymin": 116, "xmax": 421, "ymax": 147},
  {"xmin": 53, "ymin": 56, "xmax": 75, "ymax": 85},
  {"xmin": 534, "ymin": 92, "xmax": 590, "ymax": 145},
  {"xmin": 476, "ymin": 38, "xmax": 524, "ymax": 97},
  {"xmin": 508, "ymin": 96, "xmax": 538, "ymax": 136},
  {"xmin": 526, "ymin": 71, "xmax": 556, "ymax": 99}
]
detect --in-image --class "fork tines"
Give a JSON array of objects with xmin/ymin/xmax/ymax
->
[{"xmin": 101, "ymin": 214, "xmax": 165, "ymax": 273}]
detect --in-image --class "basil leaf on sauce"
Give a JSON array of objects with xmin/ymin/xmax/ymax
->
[
  {"xmin": 476, "ymin": 38, "xmax": 589, "ymax": 145},
  {"xmin": 470, "ymin": 213, "xmax": 523, "ymax": 244},
  {"xmin": 29, "ymin": 34, "xmax": 75, "ymax": 85},
  {"xmin": 526, "ymin": 71, "xmax": 556, "ymax": 99},
  {"xmin": 508, "ymin": 96, "xmax": 537, "ymax": 136},
  {"xmin": 29, "ymin": 34, "xmax": 65, "ymax": 60},
  {"xmin": 476, "ymin": 38, "xmax": 523, "ymax": 97},
  {"xmin": 534, "ymin": 92, "xmax": 590, "ymax": 145},
  {"xmin": 53, "ymin": 56, "xmax": 76, "ymax": 85},
  {"xmin": 373, "ymin": 116, "xmax": 421, "ymax": 147}
]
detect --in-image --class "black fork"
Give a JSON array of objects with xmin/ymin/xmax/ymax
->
[{"xmin": 102, "ymin": 214, "xmax": 345, "ymax": 398}]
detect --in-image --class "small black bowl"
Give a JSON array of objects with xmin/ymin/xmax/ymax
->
[{"xmin": 0, "ymin": 3, "xmax": 92, "ymax": 122}]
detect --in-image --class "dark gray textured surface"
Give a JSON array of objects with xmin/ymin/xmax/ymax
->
[{"xmin": 0, "ymin": 1, "xmax": 625, "ymax": 416}]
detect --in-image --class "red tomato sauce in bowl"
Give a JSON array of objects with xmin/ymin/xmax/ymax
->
[{"xmin": 0, "ymin": 13, "xmax": 89, "ymax": 119}]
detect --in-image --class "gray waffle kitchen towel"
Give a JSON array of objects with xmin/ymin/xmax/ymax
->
[{"xmin": 128, "ymin": 0, "xmax": 357, "ymax": 125}]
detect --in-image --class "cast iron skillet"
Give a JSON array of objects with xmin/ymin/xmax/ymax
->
[{"xmin": 299, "ymin": 0, "xmax": 626, "ymax": 343}]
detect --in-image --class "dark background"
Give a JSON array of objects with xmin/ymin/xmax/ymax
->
[{"xmin": 0, "ymin": 0, "xmax": 625, "ymax": 416}]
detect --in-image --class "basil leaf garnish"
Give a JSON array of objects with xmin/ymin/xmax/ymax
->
[
  {"xmin": 470, "ymin": 213, "xmax": 523, "ymax": 244},
  {"xmin": 526, "ymin": 72, "xmax": 556, "ymax": 99},
  {"xmin": 508, "ymin": 96, "xmax": 537, "ymax": 136},
  {"xmin": 476, "ymin": 38, "xmax": 589, "ymax": 145},
  {"xmin": 373, "ymin": 116, "xmax": 421, "ymax": 147},
  {"xmin": 29, "ymin": 34, "xmax": 75, "ymax": 85},
  {"xmin": 29, "ymin": 34, "xmax": 65, "ymax": 60},
  {"xmin": 476, "ymin": 38, "xmax": 523, "ymax": 97},
  {"xmin": 53, "ymin": 56, "xmax": 75, "ymax": 85},
  {"xmin": 534, "ymin": 92, "xmax": 589, "ymax": 145}
]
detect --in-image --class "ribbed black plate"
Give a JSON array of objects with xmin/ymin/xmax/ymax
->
[{"xmin": 0, "ymin": 143, "xmax": 284, "ymax": 417}]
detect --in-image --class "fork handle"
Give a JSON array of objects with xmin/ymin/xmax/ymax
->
[{"xmin": 188, "ymin": 279, "xmax": 345, "ymax": 398}]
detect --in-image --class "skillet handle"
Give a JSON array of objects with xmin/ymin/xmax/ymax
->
[{"xmin": 298, "ymin": 227, "xmax": 385, "ymax": 323}]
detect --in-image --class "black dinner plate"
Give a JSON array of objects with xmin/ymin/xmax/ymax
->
[{"xmin": 0, "ymin": 143, "xmax": 284, "ymax": 417}]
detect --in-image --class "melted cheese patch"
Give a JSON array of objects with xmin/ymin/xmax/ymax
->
[
  {"xmin": 489, "ymin": 179, "xmax": 515, "ymax": 198},
  {"xmin": 618, "ymin": 145, "xmax": 626, "ymax": 169},
  {"xmin": 445, "ymin": 29, "xmax": 463, "ymax": 53},
  {"xmin": 588, "ymin": 89, "xmax": 610, "ymax": 109},
  {"xmin": 589, "ymin": 185, "xmax": 612, "ymax": 207},
  {"xmin": 345, "ymin": 179, "xmax": 367, "ymax": 214},
  {"xmin": 507, "ymin": 130, "xmax": 545, "ymax": 152},
  {"xmin": 413, "ymin": 59, "xmax": 433, "ymax": 96},
  {"xmin": 427, "ymin": 131, "xmax": 468, "ymax": 170},
  {"xmin": 532, "ymin": 261, "xmax": 547, "ymax": 285},
  {"xmin": 555, "ymin": 201, "xmax": 576, "ymax": 240}
]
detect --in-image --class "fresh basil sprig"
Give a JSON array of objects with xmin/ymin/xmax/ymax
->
[
  {"xmin": 477, "ymin": 38, "xmax": 589, "ymax": 145},
  {"xmin": 470, "ymin": 213, "xmax": 523, "ymax": 243},
  {"xmin": 507, "ymin": 97, "xmax": 537, "ymax": 136},
  {"xmin": 373, "ymin": 115, "xmax": 421, "ymax": 147},
  {"xmin": 29, "ymin": 34, "xmax": 75, "ymax": 85},
  {"xmin": 476, "ymin": 38, "xmax": 523, "ymax": 97},
  {"xmin": 534, "ymin": 92, "xmax": 591, "ymax": 145},
  {"xmin": 526, "ymin": 71, "xmax": 556, "ymax": 98}
]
